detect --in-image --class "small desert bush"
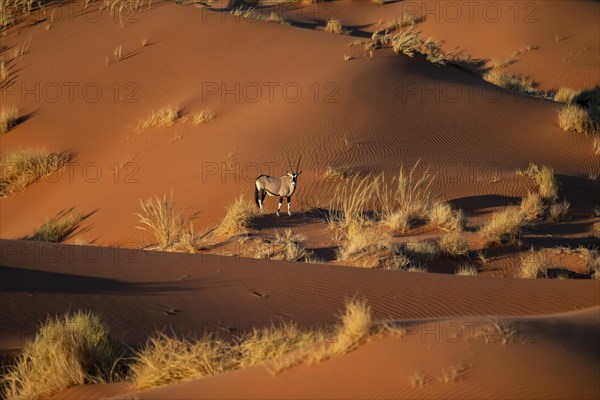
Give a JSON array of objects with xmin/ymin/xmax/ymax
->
[
  {"xmin": 483, "ymin": 69, "xmax": 537, "ymax": 94},
  {"xmin": 192, "ymin": 110, "xmax": 215, "ymax": 125},
  {"xmin": 520, "ymin": 192, "xmax": 545, "ymax": 221},
  {"xmin": 256, "ymin": 230, "xmax": 310, "ymax": 262},
  {"xmin": 519, "ymin": 249, "xmax": 548, "ymax": 278},
  {"xmin": 520, "ymin": 164, "xmax": 558, "ymax": 200},
  {"xmin": 130, "ymin": 333, "xmax": 234, "ymax": 389},
  {"xmin": 0, "ymin": 149, "xmax": 71, "ymax": 197},
  {"xmin": 404, "ymin": 239, "xmax": 439, "ymax": 262},
  {"xmin": 405, "ymin": 264, "xmax": 428, "ymax": 273},
  {"xmin": 548, "ymin": 199, "xmax": 570, "ymax": 221},
  {"xmin": 328, "ymin": 174, "xmax": 378, "ymax": 230},
  {"xmin": 479, "ymin": 207, "xmax": 524, "ymax": 246},
  {"xmin": 428, "ymin": 202, "xmax": 465, "ymax": 232},
  {"xmin": 455, "ymin": 264, "xmax": 478, "ymax": 276},
  {"xmin": 323, "ymin": 165, "xmax": 351, "ymax": 181},
  {"xmin": 29, "ymin": 213, "xmax": 83, "ymax": 243},
  {"xmin": 137, "ymin": 107, "xmax": 180, "ymax": 132},
  {"xmin": 438, "ymin": 231, "xmax": 469, "ymax": 258},
  {"xmin": 215, "ymin": 195, "xmax": 255, "ymax": 236},
  {"xmin": 325, "ymin": 299, "xmax": 373, "ymax": 357},
  {"xmin": 1, "ymin": 311, "xmax": 121, "ymax": 400},
  {"xmin": 324, "ymin": 18, "xmax": 345, "ymax": 34},
  {"xmin": 336, "ymin": 225, "xmax": 392, "ymax": 262},
  {"xmin": 137, "ymin": 192, "xmax": 189, "ymax": 250},
  {"xmin": 558, "ymin": 104, "xmax": 596, "ymax": 134},
  {"xmin": 554, "ymin": 87, "xmax": 579, "ymax": 104},
  {"xmin": 1, "ymin": 106, "xmax": 19, "ymax": 134}
]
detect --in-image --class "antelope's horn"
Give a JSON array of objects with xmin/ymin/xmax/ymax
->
[{"xmin": 287, "ymin": 158, "xmax": 293, "ymax": 174}]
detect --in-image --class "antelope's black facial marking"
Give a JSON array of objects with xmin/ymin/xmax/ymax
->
[{"xmin": 288, "ymin": 172, "xmax": 299, "ymax": 187}]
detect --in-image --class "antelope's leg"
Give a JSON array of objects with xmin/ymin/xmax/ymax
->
[
  {"xmin": 260, "ymin": 190, "xmax": 266, "ymax": 213},
  {"xmin": 287, "ymin": 196, "xmax": 292, "ymax": 216},
  {"xmin": 277, "ymin": 197, "xmax": 283, "ymax": 217}
]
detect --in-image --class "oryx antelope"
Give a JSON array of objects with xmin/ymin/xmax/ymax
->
[{"xmin": 255, "ymin": 157, "xmax": 302, "ymax": 217}]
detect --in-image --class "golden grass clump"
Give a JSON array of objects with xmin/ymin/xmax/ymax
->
[
  {"xmin": 519, "ymin": 249, "xmax": 548, "ymax": 279},
  {"xmin": 1, "ymin": 311, "xmax": 120, "ymax": 400},
  {"xmin": 0, "ymin": 149, "xmax": 71, "ymax": 198},
  {"xmin": 483, "ymin": 69, "xmax": 537, "ymax": 94},
  {"xmin": 438, "ymin": 231, "xmax": 469, "ymax": 258},
  {"xmin": 137, "ymin": 107, "xmax": 181, "ymax": 132},
  {"xmin": 256, "ymin": 230, "xmax": 311, "ymax": 262},
  {"xmin": 554, "ymin": 87, "xmax": 579, "ymax": 104},
  {"xmin": 324, "ymin": 18, "xmax": 345, "ymax": 34},
  {"xmin": 404, "ymin": 239, "xmax": 439, "ymax": 262},
  {"xmin": 336, "ymin": 225, "xmax": 392, "ymax": 264},
  {"xmin": 548, "ymin": 199, "xmax": 570, "ymax": 221},
  {"xmin": 130, "ymin": 333, "xmax": 234, "ymax": 389},
  {"xmin": 136, "ymin": 193, "xmax": 210, "ymax": 252},
  {"xmin": 479, "ymin": 207, "xmax": 524, "ymax": 246},
  {"xmin": 1, "ymin": 106, "xmax": 19, "ymax": 134},
  {"xmin": 558, "ymin": 105, "xmax": 596, "ymax": 134},
  {"xmin": 520, "ymin": 191, "xmax": 545, "ymax": 221},
  {"xmin": 455, "ymin": 264, "xmax": 478, "ymax": 276},
  {"xmin": 520, "ymin": 164, "xmax": 558, "ymax": 200},
  {"xmin": 428, "ymin": 202, "xmax": 465, "ymax": 232},
  {"xmin": 215, "ymin": 195, "xmax": 255, "ymax": 236},
  {"xmin": 193, "ymin": 110, "xmax": 215, "ymax": 125},
  {"xmin": 29, "ymin": 213, "xmax": 83, "ymax": 243},
  {"xmin": 326, "ymin": 299, "xmax": 373, "ymax": 357}
]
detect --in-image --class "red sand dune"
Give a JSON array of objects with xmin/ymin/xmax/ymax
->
[{"xmin": 1, "ymin": 0, "xmax": 599, "ymax": 399}]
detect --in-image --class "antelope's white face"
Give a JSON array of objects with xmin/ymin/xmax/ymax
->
[{"xmin": 287, "ymin": 172, "xmax": 301, "ymax": 187}]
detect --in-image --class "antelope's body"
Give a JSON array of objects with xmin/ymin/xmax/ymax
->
[{"xmin": 254, "ymin": 158, "xmax": 302, "ymax": 217}]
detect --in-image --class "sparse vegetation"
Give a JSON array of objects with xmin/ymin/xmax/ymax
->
[
  {"xmin": 1, "ymin": 106, "xmax": 19, "ymax": 134},
  {"xmin": 215, "ymin": 195, "xmax": 255, "ymax": 236},
  {"xmin": 554, "ymin": 87, "xmax": 579, "ymax": 104},
  {"xmin": 455, "ymin": 263, "xmax": 478, "ymax": 276},
  {"xmin": 0, "ymin": 149, "xmax": 71, "ymax": 198},
  {"xmin": 0, "ymin": 312, "xmax": 121, "ymax": 400},
  {"xmin": 520, "ymin": 192, "xmax": 545, "ymax": 221},
  {"xmin": 558, "ymin": 104, "xmax": 596, "ymax": 134},
  {"xmin": 324, "ymin": 18, "xmax": 346, "ymax": 34},
  {"xmin": 256, "ymin": 230, "xmax": 311, "ymax": 262},
  {"xmin": 192, "ymin": 110, "xmax": 215, "ymax": 125},
  {"xmin": 428, "ymin": 202, "xmax": 465, "ymax": 232},
  {"xmin": 336, "ymin": 225, "xmax": 392, "ymax": 266},
  {"xmin": 28, "ymin": 213, "xmax": 83, "ymax": 242},
  {"xmin": 438, "ymin": 231, "xmax": 468, "ymax": 258},
  {"xmin": 483, "ymin": 69, "xmax": 537, "ymax": 94},
  {"xmin": 519, "ymin": 249, "xmax": 548, "ymax": 279},
  {"xmin": 519, "ymin": 164, "xmax": 558, "ymax": 200},
  {"xmin": 548, "ymin": 199, "xmax": 570, "ymax": 221},
  {"xmin": 404, "ymin": 239, "xmax": 439, "ymax": 263},
  {"xmin": 136, "ymin": 192, "xmax": 207, "ymax": 252},
  {"xmin": 437, "ymin": 365, "xmax": 467, "ymax": 383},
  {"xmin": 410, "ymin": 371, "xmax": 427, "ymax": 387},
  {"xmin": 137, "ymin": 107, "xmax": 181, "ymax": 132},
  {"xmin": 479, "ymin": 207, "xmax": 524, "ymax": 246}
]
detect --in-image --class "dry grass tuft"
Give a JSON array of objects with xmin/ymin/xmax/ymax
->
[
  {"xmin": 558, "ymin": 105, "xmax": 596, "ymax": 134},
  {"xmin": 1, "ymin": 106, "xmax": 19, "ymax": 134},
  {"xmin": 548, "ymin": 199, "xmax": 570, "ymax": 221},
  {"xmin": 29, "ymin": 213, "xmax": 83, "ymax": 243},
  {"xmin": 554, "ymin": 87, "xmax": 579, "ymax": 104},
  {"xmin": 323, "ymin": 299, "xmax": 373, "ymax": 358},
  {"xmin": 336, "ymin": 225, "xmax": 392, "ymax": 263},
  {"xmin": 428, "ymin": 202, "xmax": 465, "ymax": 232},
  {"xmin": 137, "ymin": 107, "xmax": 181, "ymax": 132},
  {"xmin": 479, "ymin": 207, "xmax": 524, "ymax": 246},
  {"xmin": 483, "ymin": 69, "xmax": 537, "ymax": 94},
  {"xmin": 437, "ymin": 365, "xmax": 468, "ymax": 383},
  {"xmin": 130, "ymin": 333, "xmax": 234, "ymax": 389},
  {"xmin": 410, "ymin": 371, "xmax": 427, "ymax": 387},
  {"xmin": 520, "ymin": 192, "xmax": 545, "ymax": 221},
  {"xmin": 519, "ymin": 249, "xmax": 548, "ymax": 278},
  {"xmin": 455, "ymin": 263, "xmax": 478, "ymax": 276},
  {"xmin": 519, "ymin": 164, "xmax": 558, "ymax": 200},
  {"xmin": 215, "ymin": 195, "xmax": 255, "ymax": 236},
  {"xmin": 136, "ymin": 192, "xmax": 209, "ymax": 252},
  {"xmin": 438, "ymin": 231, "xmax": 469, "ymax": 258},
  {"xmin": 256, "ymin": 230, "xmax": 311, "ymax": 262},
  {"xmin": 324, "ymin": 18, "xmax": 345, "ymax": 34},
  {"xmin": 1, "ymin": 311, "xmax": 120, "ymax": 400},
  {"xmin": 192, "ymin": 110, "xmax": 215, "ymax": 125},
  {"xmin": 0, "ymin": 149, "xmax": 71, "ymax": 198}
]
